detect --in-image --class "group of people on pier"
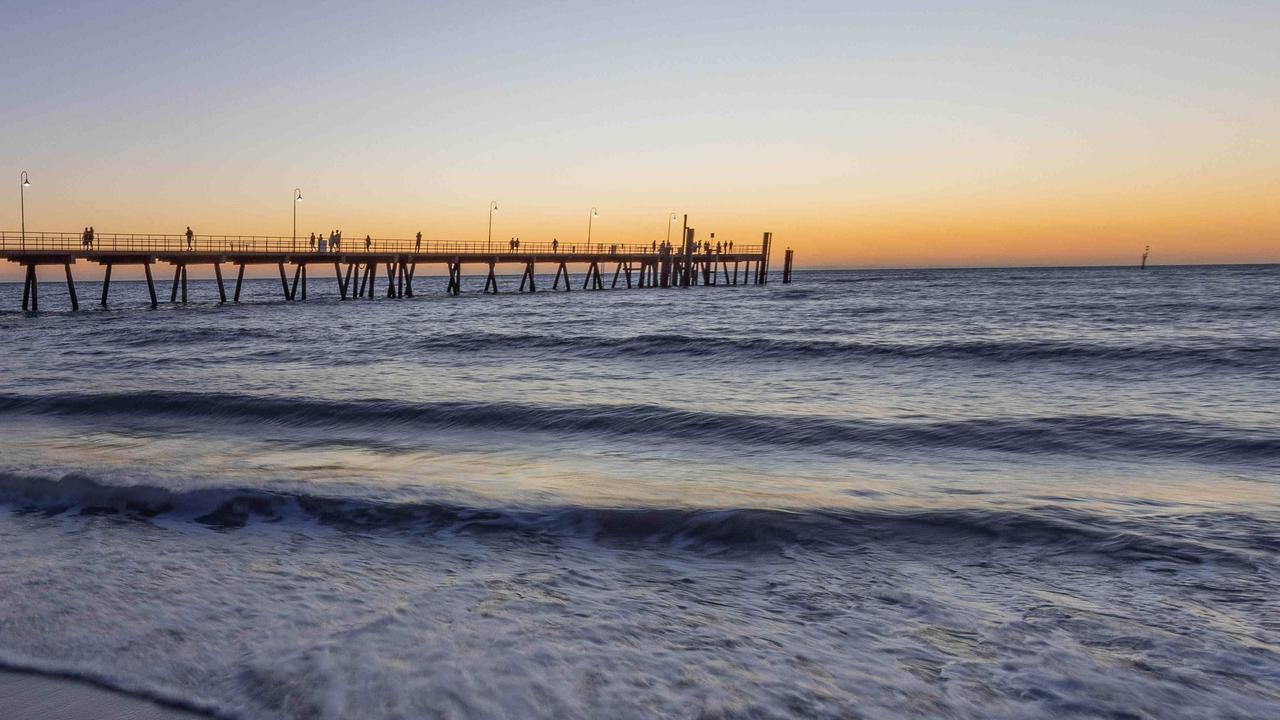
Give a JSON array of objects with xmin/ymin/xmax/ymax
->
[
  {"xmin": 161, "ymin": 229, "xmax": 735, "ymax": 256},
  {"xmin": 80, "ymin": 227, "xmax": 97, "ymax": 249},
  {"xmin": 307, "ymin": 230, "xmax": 343, "ymax": 252}
]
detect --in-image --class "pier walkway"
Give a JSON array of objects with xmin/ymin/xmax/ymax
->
[{"xmin": 1, "ymin": 229, "xmax": 792, "ymax": 311}]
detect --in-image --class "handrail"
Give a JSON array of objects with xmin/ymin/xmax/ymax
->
[{"xmin": 0, "ymin": 230, "xmax": 762, "ymax": 257}]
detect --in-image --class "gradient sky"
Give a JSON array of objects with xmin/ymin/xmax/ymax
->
[{"xmin": 2, "ymin": 0, "xmax": 1277, "ymax": 278}]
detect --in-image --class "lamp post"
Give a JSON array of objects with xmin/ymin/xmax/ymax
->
[
  {"xmin": 292, "ymin": 188, "xmax": 303, "ymax": 251},
  {"xmin": 488, "ymin": 201, "xmax": 499, "ymax": 251},
  {"xmin": 666, "ymin": 212, "xmax": 677, "ymax": 250},
  {"xmin": 587, "ymin": 207, "xmax": 598, "ymax": 247},
  {"xmin": 19, "ymin": 171, "xmax": 30, "ymax": 250}
]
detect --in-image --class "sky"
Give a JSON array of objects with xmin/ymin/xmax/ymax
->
[{"xmin": 2, "ymin": 0, "xmax": 1277, "ymax": 279}]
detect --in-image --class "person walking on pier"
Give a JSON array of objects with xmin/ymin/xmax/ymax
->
[
  {"xmin": 309, "ymin": 232, "xmax": 316, "ymax": 251},
  {"xmin": 82, "ymin": 228, "xmax": 90, "ymax": 250},
  {"xmin": 415, "ymin": 232, "xmax": 422, "ymax": 253},
  {"xmin": 365, "ymin": 235, "xmax": 372, "ymax": 251},
  {"xmin": 185, "ymin": 226, "xmax": 194, "ymax": 251},
  {"xmin": 553, "ymin": 238, "xmax": 559, "ymax": 254},
  {"xmin": 88, "ymin": 226, "xmax": 95, "ymax": 250}
]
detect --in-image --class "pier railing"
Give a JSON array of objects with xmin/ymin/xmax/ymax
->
[{"xmin": 0, "ymin": 231, "xmax": 761, "ymax": 257}]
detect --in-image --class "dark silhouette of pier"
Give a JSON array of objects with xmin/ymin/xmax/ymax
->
[{"xmin": 1, "ymin": 224, "xmax": 794, "ymax": 311}]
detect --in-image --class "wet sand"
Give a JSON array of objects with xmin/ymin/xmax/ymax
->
[{"xmin": 0, "ymin": 670, "xmax": 208, "ymax": 720}]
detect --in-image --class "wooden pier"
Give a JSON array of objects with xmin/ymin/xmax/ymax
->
[{"xmin": 2, "ymin": 225, "xmax": 794, "ymax": 311}]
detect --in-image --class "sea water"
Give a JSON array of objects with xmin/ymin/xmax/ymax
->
[{"xmin": 0, "ymin": 265, "xmax": 1277, "ymax": 718}]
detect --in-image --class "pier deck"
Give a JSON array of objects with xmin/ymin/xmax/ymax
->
[{"xmin": 2, "ymin": 229, "xmax": 793, "ymax": 311}]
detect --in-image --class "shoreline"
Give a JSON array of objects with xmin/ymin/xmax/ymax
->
[{"xmin": 0, "ymin": 669, "xmax": 212, "ymax": 720}]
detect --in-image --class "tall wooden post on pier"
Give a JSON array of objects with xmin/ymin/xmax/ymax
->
[
  {"xmin": 682, "ymin": 226, "xmax": 695, "ymax": 288},
  {"xmin": 756, "ymin": 232, "xmax": 772, "ymax": 284}
]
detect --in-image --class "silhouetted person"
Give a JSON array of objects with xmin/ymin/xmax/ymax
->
[
  {"xmin": 415, "ymin": 232, "xmax": 422, "ymax": 252},
  {"xmin": 88, "ymin": 226, "xmax": 95, "ymax": 249},
  {"xmin": 729, "ymin": 241, "xmax": 734, "ymax": 252},
  {"xmin": 365, "ymin": 234, "xmax": 372, "ymax": 251},
  {"xmin": 652, "ymin": 240, "xmax": 656, "ymax": 253},
  {"xmin": 553, "ymin": 238, "xmax": 559, "ymax": 253},
  {"xmin": 82, "ymin": 227, "xmax": 90, "ymax": 250},
  {"xmin": 309, "ymin": 232, "xmax": 316, "ymax": 251}
]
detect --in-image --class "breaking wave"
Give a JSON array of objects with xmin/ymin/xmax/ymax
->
[
  {"xmin": 401, "ymin": 332, "xmax": 1280, "ymax": 370},
  {"xmin": 0, "ymin": 473, "xmax": 1270, "ymax": 566},
  {"xmin": 0, "ymin": 391, "xmax": 1275, "ymax": 464}
]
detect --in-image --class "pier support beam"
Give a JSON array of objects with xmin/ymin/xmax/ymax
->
[
  {"xmin": 214, "ymin": 262, "xmax": 227, "ymax": 303},
  {"xmin": 553, "ymin": 261, "xmax": 570, "ymax": 291},
  {"xmin": 386, "ymin": 263, "xmax": 396, "ymax": 298},
  {"xmin": 100, "ymin": 264, "xmax": 112, "ymax": 307},
  {"xmin": 405, "ymin": 263, "xmax": 416, "ymax": 297},
  {"xmin": 21, "ymin": 265, "xmax": 37, "ymax": 311},
  {"xmin": 339, "ymin": 262, "xmax": 352, "ymax": 299},
  {"xmin": 64, "ymin": 263, "xmax": 79, "ymax": 311},
  {"xmin": 278, "ymin": 263, "xmax": 290, "ymax": 300},
  {"xmin": 234, "ymin": 263, "xmax": 245, "ymax": 302},
  {"xmin": 782, "ymin": 248, "xmax": 794, "ymax": 284},
  {"xmin": 446, "ymin": 261, "xmax": 462, "ymax": 296},
  {"xmin": 519, "ymin": 261, "xmax": 536, "ymax": 292},
  {"xmin": 144, "ymin": 264, "xmax": 158, "ymax": 308},
  {"xmin": 484, "ymin": 260, "xmax": 498, "ymax": 294},
  {"xmin": 583, "ymin": 261, "xmax": 603, "ymax": 290}
]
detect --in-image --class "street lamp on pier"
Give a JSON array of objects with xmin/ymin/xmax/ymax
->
[
  {"xmin": 19, "ymin": 171, "xmax": 30, "ymax": 250},
  {"xmin": 488, "ymin": 201, "xmax": 499, "ymax": 251},
  {"xmin": 292, "ymin": 188, "xmax": 303, "ymax": 251},
  {"xmin": 666, "ymin": 212, "xmax": 677, "ymax": 249},
  {"xmin": 587, "ymin": 207, "xmax": 598, "ymax": 247}
]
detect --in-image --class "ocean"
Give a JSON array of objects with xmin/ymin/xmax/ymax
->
[{"xmin": 0, "ymin": 265, "xmax": 1277, "ymax": 719}]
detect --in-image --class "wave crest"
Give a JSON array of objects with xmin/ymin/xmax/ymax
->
[
  {"xmin": 0, "ymin": 473, "xmax": 1268, "ymax": 566},
  {"xmin": 0, "ymin": 391, "xmax": 1275, "ymax": 464}
]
